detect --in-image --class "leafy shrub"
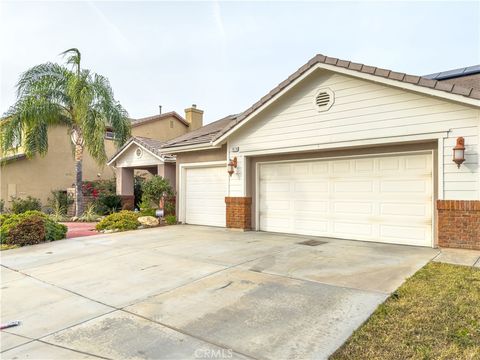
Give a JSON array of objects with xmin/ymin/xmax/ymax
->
[
  {"xmin": 141, "ymin": 176, "xmax": 173, "ymax": 208},
  {"xmin": 10, "ymin": 196, "xmax": 42, "ymax": 214},
  {"xmin": 95, "ymin": 194, "xmax": 122, "ymax": 215},
  {"xmin": 0, "ymin": 211, "xmax": 67, "ymax": 246},
  {"xmin": 8, "ymin": 215, "xmax": 46, "ymax": 246},
  {"xmin": 0, "ymin": 199, "xmax": 4, "ymax": 213},
  {"xmin": 165, "ymin": 215, "xmax": 177, "ymax": 225},
  {"xmin": 78, "ymin": 203, "xmax": 100, "ymax": 222},
  {"xmin": 47, "ymin": 190, "xmax": 72, "ymax": 220},
  {"xmin": 44, "ymin": 219, "xmax": 68, "ymax": 241},
  {"xmin": 82, "ymin": 179, "xmax": 116, "ymax": 198},
  {"xmin": 139, "ymin": 208, "xmax": 156, "ymax": 217},
  {"xmin": 164, "ymin": 197, "xmax": 176, "ymax": 216},
  {"xmin": 95, "ymin": 210, "xmax": 140, "ymax": 232}
]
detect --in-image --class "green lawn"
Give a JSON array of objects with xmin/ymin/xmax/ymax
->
[{"xmin": 331, "ymin": 262, "xmax": 480, "ymax": 360}]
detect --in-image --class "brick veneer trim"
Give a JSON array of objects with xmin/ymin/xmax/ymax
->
[
  {"xmin": 437, "ymin": 200, "xmax": 480, "ymax": 250},
  {"xmin": 225, "ymin": 197, "xmax": 252, "ymax": 230},
  {"xmin": 437, "ymin": 200, "xmax": 480, "ymax": 211}
]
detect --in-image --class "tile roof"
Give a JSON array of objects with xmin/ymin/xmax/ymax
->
[
  {"xmin": 212, "ymin": 54, "xmax": 480, "ymax": 142},
  {"xmin": 108, "ymin": 136, "xmax": 174, "ymax": 164},
  {"xmin": 161, "ymin": 115, "xmax": 238, "ymax": 149},
  {"xmin": 112, "ymin": 54, "xmax": 480, "ymax": 156},
  {"xmin": 134, "ymin": 136, "xmax": 167, "ymax": 156},
  {"xmin": 130, "ymin": 111, "xmax": 189, "ymax": 127},
  {"xmin": 108, "ymin": 116, "xmax": 236, "ymax": 162}
]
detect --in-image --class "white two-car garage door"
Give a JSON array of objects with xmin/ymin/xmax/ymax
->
[
  {"xmin": 185, "ymin": 166, "xmax": 227, "ymax": 227},
  {"xmin": 258, "ymin": 153, "xmax": 433, "ymax": 247}
]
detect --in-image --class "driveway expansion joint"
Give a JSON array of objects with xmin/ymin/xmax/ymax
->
[
  {"xmin": 242, "ymin": 268, "xmax": 391, "ymax": 296},
  {"xmin": 119, "ymin": 308, "xmax": 258, "ymax": 360},
  {"xmin": 1, "ymin": 264, "xmax": 118, "ymax": 310}
]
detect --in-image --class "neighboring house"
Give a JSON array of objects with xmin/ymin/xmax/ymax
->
[
  {"xmin": 110, "ymin": 54, "xmax": 480, "ymax": 250},
  {"xmin": 0, "ymin": 106, "xmax": 201, "ymax": 207}
]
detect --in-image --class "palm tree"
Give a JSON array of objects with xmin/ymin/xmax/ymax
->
[{"xmin": 1, "ymin": 48, "xmax": 131, "ymax": 216}]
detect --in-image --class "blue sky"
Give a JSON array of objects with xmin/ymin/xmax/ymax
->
[{"xmin": 1, "ymin": 1, "xmax": 479, "ymax": 123}]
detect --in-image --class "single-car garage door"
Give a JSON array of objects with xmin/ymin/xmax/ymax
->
[
  {"xmin": 185, "ymin": 166, "xmax": 227, "ymax": 227},
  {"xmin": 258, "ymin": 153, "xmax": 433, "ymax": 246}
]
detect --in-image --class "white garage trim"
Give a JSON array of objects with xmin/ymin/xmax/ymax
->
[
  {"xmin": 255, "ymin": 150, "xmax": 435, "ymax": 247},
  {"xmin": 179, "ymin": 161, "xmax": 227, "ymax": 226}
]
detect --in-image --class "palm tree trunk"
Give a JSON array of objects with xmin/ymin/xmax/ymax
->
[{"xmin": 74, "ymin": 143, "xmax": 84, "ymax": 217}]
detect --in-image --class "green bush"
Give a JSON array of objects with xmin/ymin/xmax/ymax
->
[
  {"xmin": 47, "ymin": 190, "xmax": 72, "ymax": 220},
  {"xmin": 95, "ymin": 211, "xmax": 140, "ymax": 232},
  {"xmin": 0, "ymin": 199, "xmax": 4, "ymax": 213},
  {"xmin": 95, "ymin": 194, "xmax": 122, "ymax": 215},
  {"xmin": 165, "ymin": 215, "xmax": 177, "ymax": 225},
  {"xmin": 78, "ymin": 203, "xmax": 100, "ymax": 222},
  {"xmin": 8, "ymin": 215, "xmax": 46, "ymax": 246},
  {"xmin": 44, "ymin": 219, "xmax": 68, "ymax": 241},
  {"xmin": 0, "ymin": 211, "xmax": 67, "ymax": 246},
  {"xmin": 10, "ymin": 196, "xmax": 42, "ymax": 214},
  {"xmin": 139, "ymin": 208, "xmax": 156, "ymax": 217},
  {"xmin": 141, "ymin": 176, "xmax": 173, "ymax": 208}
]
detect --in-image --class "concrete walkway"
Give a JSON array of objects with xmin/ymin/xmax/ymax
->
[
  {"xmin": 63, "ymin": 222, "xmax": 99, "ymax": 239},
  {"xmin": 433, "ymin": 248, "xmax": 480, "ymax": 267},
  {"xmin": 0, "ymin": 226, "xmax": 439, "ymax": 359}
]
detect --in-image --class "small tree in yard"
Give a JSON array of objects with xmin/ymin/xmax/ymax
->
[
  {"xmin": 0, "ymin": 49, "xmax": 131, "ymax": 216},
  {"xmin": 141, "ymin": 176, "xmax": 174, "ymax": 209}
]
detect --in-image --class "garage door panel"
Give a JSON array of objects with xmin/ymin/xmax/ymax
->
[
  {"xmin": 334, "ymin": 180, "xmax": 374, "ymax": 193},
  {"xmin": 355, "ymin": 159, "xmax": 375, "ymax": 172},
  {"xmin": 260, "ymin": 216, "xmax": 291, "ymax": 231},
  {"xmin": 380, "ymin": 179, "xmax": 427, "ymax": 193},
  {"xmin": 380, "ymin": 225, "xmax": 429, "ymax": 242},
  {"xmin": 312, "ymin": 163, "xmax": 329, "ymax": 174},
  {"xmin": 332, "ymin": 160, "xmax": 352, "ymax": 173},
  {"xmin": 293, "ymin": 181, "xmax": 329, "ymax": 192},
  {"xmin": 405, "ymin": 155, "xmax": 429, "ymax": 169},
  {"xmin": 294, "ymin": 200, "xmax": 328, "ymax": 212},
  {"xmin": 334, "ymin": 222, "xmax": 374, "ymax": 237},
  {"xmin": 261, "ymin": 181, "xmax": 291, "ymax": 192},
  {"xmin": 261, "ymin": 199, "xmax": 291, "ymax": 211},
  {"xmin": 258, "ymin": 153, "xmax": 433, "ymax": 247},
  {"xmin": 293, "ymin": 220, "xmax": 329, "ymax": 236},
  {"xmin": 380, "ymin": 203, "xmax": 427, "ymax": 216},
  {"xmin": 185, "ymin": 166, "xmax": 226, "ymax": 227},
  {"xmin": 334, "ymin": 202, "xmax": 373, "ymax": 215}
]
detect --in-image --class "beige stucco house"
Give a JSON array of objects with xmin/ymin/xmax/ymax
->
[
  {"xmin": 0, "ymin": 106, "xmax": 202, "ymax": 207},
  {"xmin": 110, "ymin": 55, "xmax": 480, "ymax": 250}
]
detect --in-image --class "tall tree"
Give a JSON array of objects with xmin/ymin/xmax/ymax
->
[{"xmin": 1, "ymin": 48, "xmax": 131, "ymax": 216}]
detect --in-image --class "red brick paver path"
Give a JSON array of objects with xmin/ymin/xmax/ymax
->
[{"xmin": 62, "ymin": 222, "xmax": 99, "ymax": 239}]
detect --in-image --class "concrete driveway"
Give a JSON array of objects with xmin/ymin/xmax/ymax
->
[{"xmin": 1, "ymin": 225, "xmax": 439, "ymax": 359}]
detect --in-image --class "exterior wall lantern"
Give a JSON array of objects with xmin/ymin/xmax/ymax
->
[
  {"xmin": 228, "ymin": 157, "xmax": 238, "ymax": 176},
  {"xmin": 452, "ymin": 137, "xmax": 466, "ymax": 168}
]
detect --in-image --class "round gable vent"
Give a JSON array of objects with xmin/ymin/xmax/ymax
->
[
  {"xmin": 313, "ymin": 88, "xmax": 334, "ymax": 112},
  {"xmin": 135, "ymin": 148, "xmax": 143, "ymax": 158}
]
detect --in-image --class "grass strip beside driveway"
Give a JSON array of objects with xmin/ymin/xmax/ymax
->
[{"xmin": 331, "ymin": 262, "xmax": 480, "ymax": 360}]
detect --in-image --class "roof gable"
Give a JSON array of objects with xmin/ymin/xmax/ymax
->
[
  {"xmin": 107, "ymin": 136, "xmax": 174, "ymax": 166},
  {"xmin": 212, "ymin": 54, "xmax": 480, "ymax": 145},
  {"xmin": 130, "ymin": 111, "xmax": 189, "ymax": 128}
]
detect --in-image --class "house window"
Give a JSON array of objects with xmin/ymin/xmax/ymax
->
[
  {"xmin": 313, "ymin": 88, "xmax": 335, "ymax": 112},
  {"xmin": 11, "ymin": 133, "xmax": 22, "ymax": 148},
  {"xmin": 105, "ymin": 131, "xmax": 115, "ymax": 140}
]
